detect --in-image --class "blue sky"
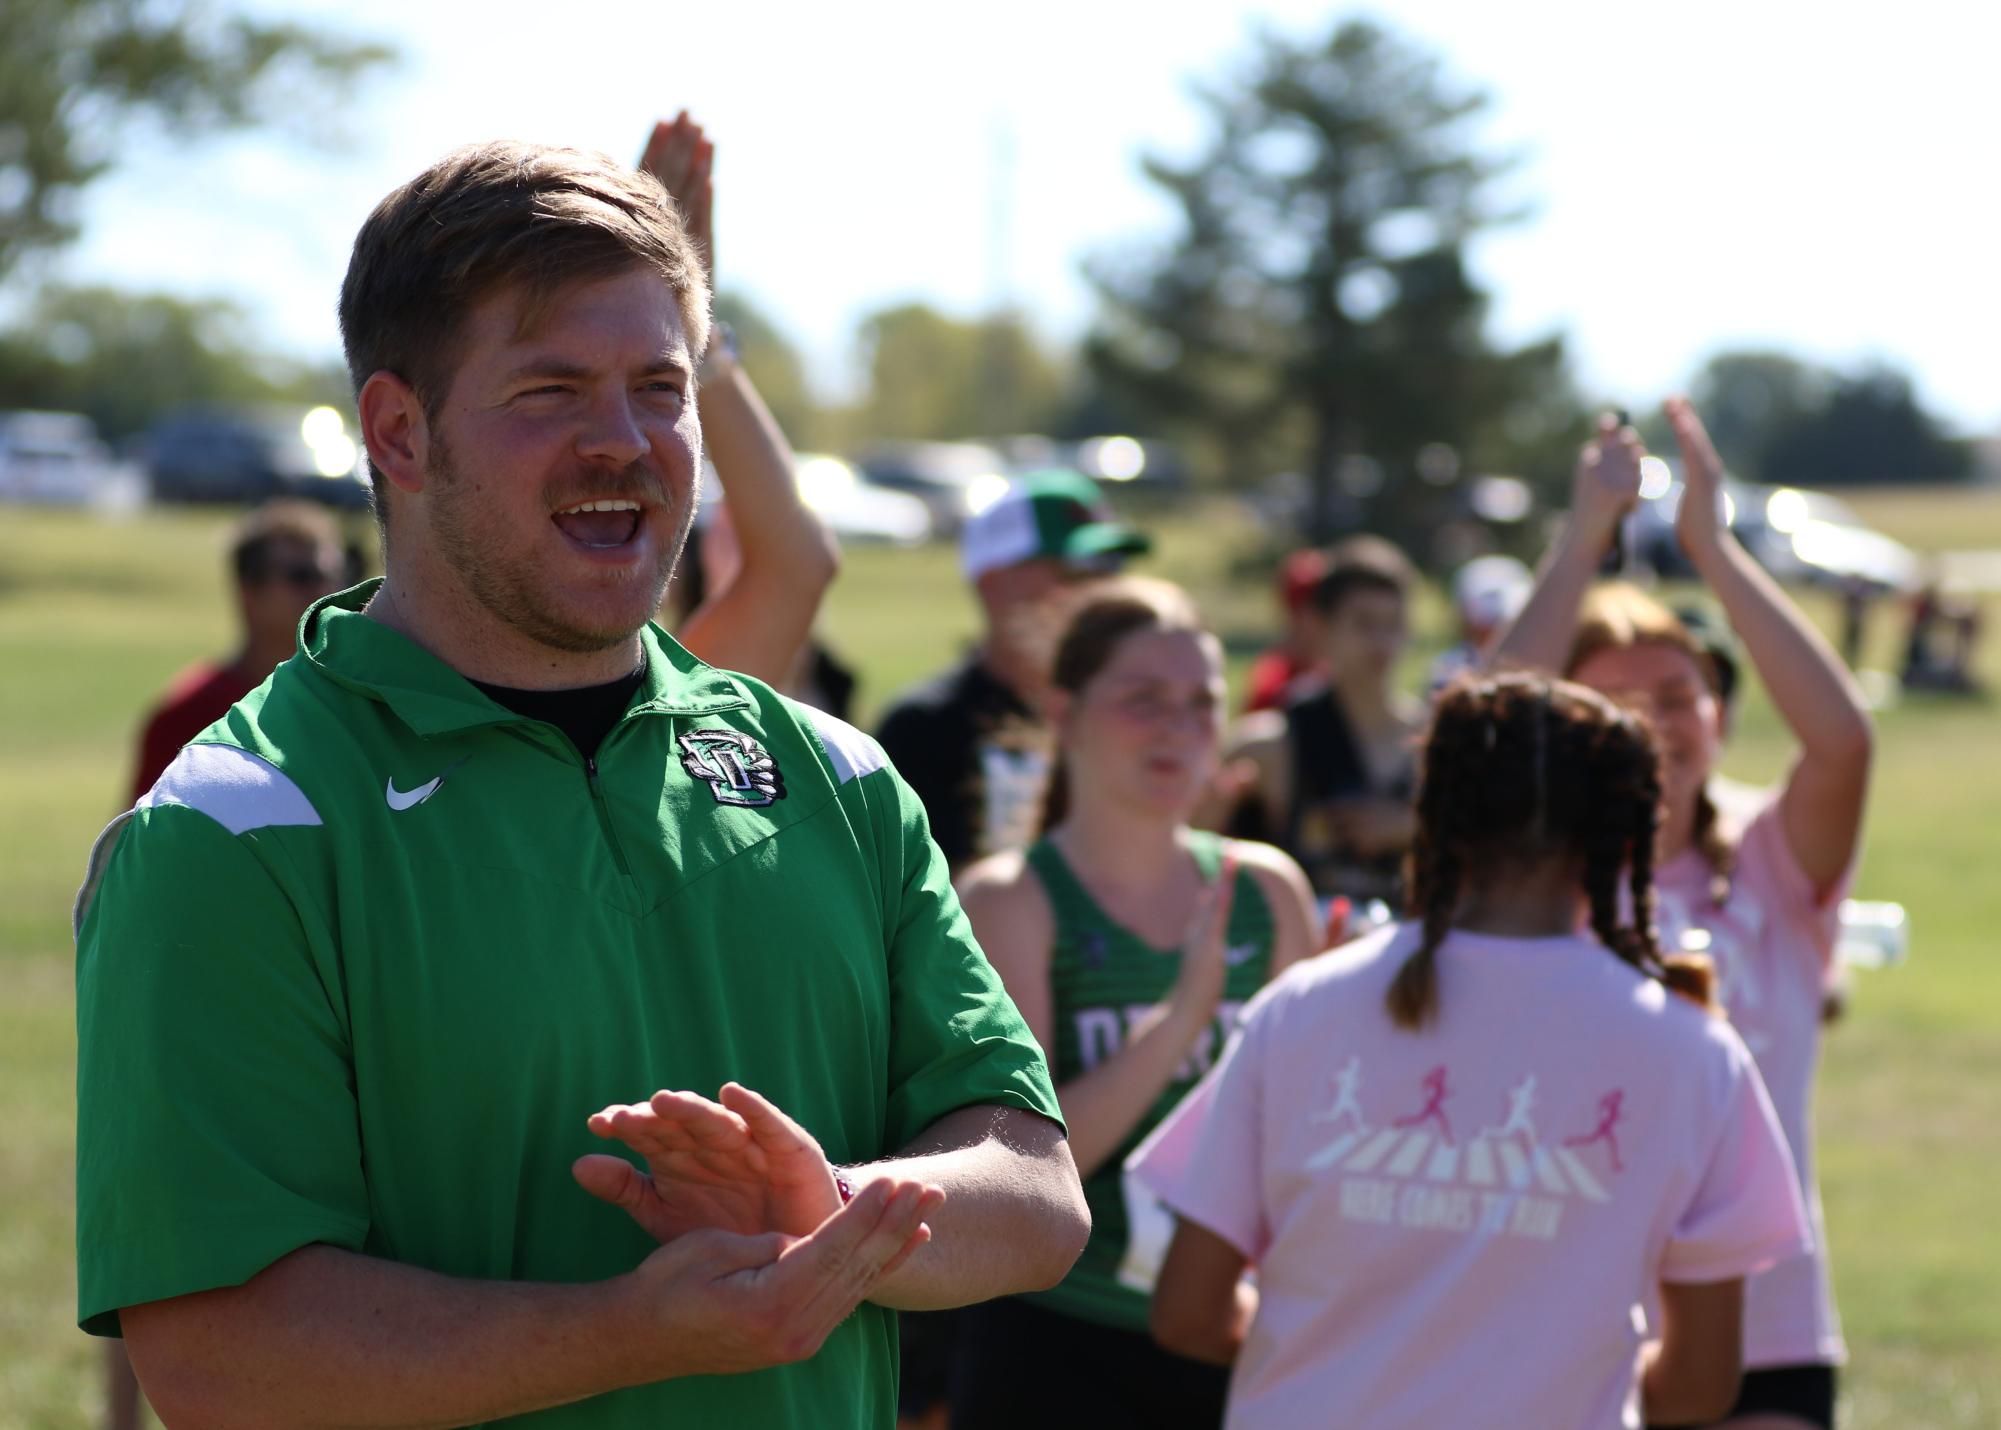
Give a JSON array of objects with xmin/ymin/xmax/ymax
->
[{"xmin": 47, "ymin": 0, "xmax": 2001, "ymax": 433}]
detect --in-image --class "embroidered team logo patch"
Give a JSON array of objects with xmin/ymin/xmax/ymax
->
[{"xmin": 678, "ymin": 728, "xmax": 786, "ymax": 807}]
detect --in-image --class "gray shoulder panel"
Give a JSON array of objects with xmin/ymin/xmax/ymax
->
[
  {"xmin": 73, "ymin": 811, "xmax": 134, "ymax": 939},
  {"xmin": 801, "ymin": 705, "xmax": 890, "ymax": 786},
  {"xmin": 139, "ymin": 742, "xmax": 324, "ymax": 835}
]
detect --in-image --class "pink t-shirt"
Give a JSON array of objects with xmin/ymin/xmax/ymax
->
[
  {"xmin": 1129, "ymin": 924, "xmax": 1810, "ymax": 1430},
  {"xmin": 1654, "ymin": 791, "xmax": 1850, "ymax": 1367}
]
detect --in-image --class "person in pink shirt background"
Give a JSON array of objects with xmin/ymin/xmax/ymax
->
[
  {"xmin": 1495, "ymin": 400, "xmax": 1873, "ymax": 1430},
  {"xmin": 1131, "ymin": 673, "xmax": 1811, "ymax": 1430}
]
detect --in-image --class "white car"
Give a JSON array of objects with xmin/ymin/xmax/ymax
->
[{"xmin": 0, "ymin": 410, "xmax": 128, "ymax": 506}]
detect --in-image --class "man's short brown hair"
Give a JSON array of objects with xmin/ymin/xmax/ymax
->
[{"xmin": 338, "ymin": 138, "xmax": 711, "ymax": 461}]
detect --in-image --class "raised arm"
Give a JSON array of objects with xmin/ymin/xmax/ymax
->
[
  {"xmin": 1489, "ymin": 413, "xmax": 1644, "ymax": 674},
  {"xmin": 963, "ymin": 850, "xmax": 1239, "ymax": 1180},
  {"xmin": 123, "ymin": 1182, "xmax": 935, "ymax": 1430},
  {"xmin": 639, "ymin": 112, "xmax": 838, "ymax": 682},
  {"xmin": 1665, "ymin": 397, "xmax": 1872, "ymax": 892}
]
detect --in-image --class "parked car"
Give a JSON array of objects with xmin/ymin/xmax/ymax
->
[
  {"xmin": 1628, "ymin": 477, "xmax": 1919, "ymax": 593},
  {"xmin": 852, "ymin": 440, "xmax": 1012, "ymax": 535},
  {"xmin": 0, "ymin": 410, "xmax": 129, "ymax": 506},
  {"xmin": 145, "ymin": 404, "xmax": 372, "ymax": 509},
  {"xmin": 792, "ymin": 454, "xmax": 932, "ymax": 545}
]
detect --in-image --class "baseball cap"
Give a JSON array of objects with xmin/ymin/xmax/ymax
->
[
  {"xmin": 1453, "ymin": 555, "xmax": 1533, "ymax": 631},
  {"xmin": 960, "ymin": 469, "xmax": 1152, "ymax": 581},
  {"xmin": 1672, "ymin": 601, "xmax": 1741, "ymax": 708},
  {"xmin": 1278, "ymin": 547, "xmax": 1334, "ymax": 614}
]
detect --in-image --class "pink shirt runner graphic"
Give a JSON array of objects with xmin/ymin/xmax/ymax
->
[
  {"xmin": 1393, "ymin": 1064, "xmax": 1454, "ymax": 1142},
  {"xmin": 1564, "ymin": 1090, "xmax": 1627, "ymax": 1174}
]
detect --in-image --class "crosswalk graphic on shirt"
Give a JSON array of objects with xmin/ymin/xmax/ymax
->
[
  {"xmin": 1307, "ymin": 1124, "xmax": 1611, "ymax": 1202},
  {"xmin": 1304, "ymin": 1069, "xmax": 1616, "ymax": 1203}
]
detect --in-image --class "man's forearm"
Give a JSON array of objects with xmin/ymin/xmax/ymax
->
[
  {"xmin": 123, "ymin": 1245, "xmax": 652, "ymax": 1430},
  {"xmin": 849, "ymin": 1105, "xmax": 1089, "ymax": 1310}
]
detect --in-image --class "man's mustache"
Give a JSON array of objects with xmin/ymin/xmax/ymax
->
[{"xmin": 542, "ymin": 463, "xmax": 674, "ymax": 511}]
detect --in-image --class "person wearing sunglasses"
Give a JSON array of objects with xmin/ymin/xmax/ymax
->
[
  {"xmin": 108, "ymin": 496, "xmax": 349, "ymax": 1428},
  {"xmin": 125, "ymin": 498, "xmax": 350, "ymax": 804}
]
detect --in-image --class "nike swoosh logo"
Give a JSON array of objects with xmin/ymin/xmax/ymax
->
[
  {"xmin": 385, "ymin": 775, "xmax": 444, "ymax": 811},
  {"xmin": 1224, "ymin": 941, "xmax": 1260, "ymax": 966}
]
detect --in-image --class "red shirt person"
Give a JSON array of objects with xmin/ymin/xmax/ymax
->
[{"xmin": 129, "ymin": 500, "xmax": 349, "ymax": 799}]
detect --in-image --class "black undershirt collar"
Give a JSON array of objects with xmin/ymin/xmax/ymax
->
[{"xmin": 469, "ymin": 666, "xmax": 646, "ymax": 762}]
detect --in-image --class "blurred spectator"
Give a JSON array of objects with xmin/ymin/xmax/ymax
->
[
  {"xmin": 1902, "ymin": 580, "xmax": 1984, "ymax": 693},
  {"xmin": 948, "ymin": 577, "xmax": 1318, "ymax": 1427},
  {"xmin": 1839, "ymin": 575, "xmax": 1870, "ymax": 670},
  {"xmin": 1213, "ymin": 537, "xmax": 1422, "ymax": 907},
  {"xmin": 128, "ymin": 500, "xmax": 348, "ymax": 800},
  {"xmin": 1242, "ymin": 547, "xmax": 1331, "ymax": 712},
  {"xmin": 112, "ymin": 496, "xmax": 347, "ymax": 1426},
  {"xmin": 876, "ymin": 470, "xmax": 1148, "ymax": 1429},
  {"xmin": 1426, "ymin": 554, "xmax": 1532, "ymax": 696},
  {"xmin": 877, "ymin": 471, "xmax": 1150, "ymax": 875}
]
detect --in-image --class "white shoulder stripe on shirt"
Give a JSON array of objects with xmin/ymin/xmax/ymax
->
[
  {"xmin": 76, "ymin": 744, "xmax": 322, "ymax": 936},
  {"xmin": 140, "ymin": 742, "xmax": 324, "ymax": 834},
  {"xmin": 801, "ymin": 705, "xmax": 889, "ymax": 785}
]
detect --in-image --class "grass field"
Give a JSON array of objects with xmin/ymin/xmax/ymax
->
[{"xmin": 2, "ymin": 493, "xmax": 1998, "ymax": 1426}]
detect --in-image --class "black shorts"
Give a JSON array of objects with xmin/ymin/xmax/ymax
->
[
  {"xmin": 1648, "ymin": 1362, "xmax": 1836, "ymax": 1430},
  {"xmin": 948, "ymin": 1296, "xmax": 1230, "ymax": 1429}
]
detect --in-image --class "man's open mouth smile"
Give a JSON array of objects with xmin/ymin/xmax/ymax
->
[{"xmin": 552, "ymin": 498, "xmax": 644, "ymax": 550}]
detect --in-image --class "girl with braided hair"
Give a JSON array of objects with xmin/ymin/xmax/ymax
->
[
  {"xmin": 1130, "ymin": 673, "xmax": 1809, "ymax": 1430},
  {"xmin": 1494, "ymin": 401, "xmax": 1874, "ymax": 1430}
]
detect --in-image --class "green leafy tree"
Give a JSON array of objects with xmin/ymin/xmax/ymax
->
[
  {"xmin": 0, "ymin": 285, "xmax": 347, "ymax": 440},
  {"xmin": 1685, "ymin": 350, "xmax": 1830, "ymax": 475},
  {"xmin": 849, "ymin": 302, "xmax": 1067, "ymax": 444},
  {"xmin": 0, "ymin": 0, "xmax": 391, "ymax": 280},
  {"xmin": 713, "ymin": 291, "xmax": 826, "ymax": 450},
  {"xmin": 1763, "ymin": 366, "xmax": 1969, "ymax": 487},
  {"xmin": 1087, "ymin": 19, "xmax": 1583, "ymax": 547},
  {"xmin": 1683, "ymin": 349, "xmax": 1968, "ymax": 486}
]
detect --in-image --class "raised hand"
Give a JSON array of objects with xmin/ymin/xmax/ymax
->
[
  {"xmin": 574, "ymin": 1083, "xmax": 844, "ymax": 1242},
  {"xmin": 1170, "ymin": 848, "xmax": 1240, "ymax": 1023},
  {"xmin": 1666, "ymin": 396, "xmax": 1729, "ymax": 559},
  {"xmin": 1570, "ymin": 412, "xmax": 1646, "ymax": 555},
  {"xmin": 639, "ymin": 110, "xmax": 715, "ymax": 283},
  {"xmin": 627, "ymin": 1177, "xmax": 944, "ymax": 1378}
]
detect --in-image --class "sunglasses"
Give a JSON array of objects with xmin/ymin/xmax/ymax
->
[{"xmin": 258, "ymin": 563, "xmax": 343, "ymax": 589}]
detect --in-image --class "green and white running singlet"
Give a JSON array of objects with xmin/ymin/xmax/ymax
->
[
  {"xmin": 74, "ymin": 583, "xmax": 1062, "ymax": 1429},
  {"xmin": 1020, "ymin": 832, "xmax": 1273, "ymax": 1332}
]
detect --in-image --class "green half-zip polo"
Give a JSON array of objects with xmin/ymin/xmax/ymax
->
[{"xmin": 75, "ymin": 582, "xmax": 1062, "ymax": 1429}]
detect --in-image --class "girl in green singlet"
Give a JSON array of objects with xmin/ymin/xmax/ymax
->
[{"xmin": 949, "ymin": 577, "xmax": 1321, "ymax": 1428}]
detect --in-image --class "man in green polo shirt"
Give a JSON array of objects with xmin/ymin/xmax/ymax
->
[{"xmin": 74, "ymin": 138, "xmax": 1087, "ymax": 1427}]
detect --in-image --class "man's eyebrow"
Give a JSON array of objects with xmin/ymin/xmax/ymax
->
[
  {"xmin": 499, "ymin": 352, "xmax": 692, "ymax": 384},
  {"xmin": 501, "ymin": 357, "xmax": 595, "ymax": 385}
]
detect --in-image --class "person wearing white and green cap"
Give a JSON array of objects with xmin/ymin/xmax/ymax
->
[{"xmin": 878, "ymin": 469, "xmax": 1152, "ymax": 875}]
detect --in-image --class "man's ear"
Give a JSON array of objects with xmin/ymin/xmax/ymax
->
[{"xmin": 358, "ymin": 370, "xmax": 432, "ymax": 497}]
